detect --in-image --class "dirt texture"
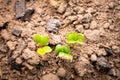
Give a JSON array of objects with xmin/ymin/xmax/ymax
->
[{"xmin": 0, "ymin": 0, "xmax": 120, "ymax": 80}]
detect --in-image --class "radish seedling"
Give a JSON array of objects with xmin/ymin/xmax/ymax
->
[
  {"xmin": 55, "ymin": 44, "xmax": 73, "ymax": 61},
  {"xmin": 34, "ymin": 34, "xmax": 52, "ymax": 57},
  {"xmin": 66, "ymin": 32, "xmax": 85, "ymax": 45}
]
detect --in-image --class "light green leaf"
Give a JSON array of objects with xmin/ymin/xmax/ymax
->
[
  {"xmin": 55, "ymin": 44, "xmax": 70, "ymax": 55},
  {"xmin": 39, "ymin": 36, "xmax": 49, "ymax": 45},
  {"xmin": 34, "ymin": 34, "xmax": 41, "ymax": 43},
  {"xmin": 37, "ymin": 48, "xmax": 46, "ymax": 56},
  {"xmin": 43, "ymin": 46, "xmax": 52, "ymax": 53}
]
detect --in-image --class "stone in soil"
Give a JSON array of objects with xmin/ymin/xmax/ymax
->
[
  {"xmin": 41, "ymin": 73, "xmax": 60, "ymax": 80},
  {"xmin": 14, "ymin": 0, "xmax": 26, "ymax": 19},
  {"xmin": 90, "ymin": 54, "xmax": 97, "ymax": 62},
  {"xmin": 104, "ymin": 47, "xmax": 114, "ymax": 56},
  {"xmin": 84, "ymin": 30, "xmax": 100, "ymax": 41},
  {"xmin": 21, "ymin": 9, "xmax": 35, "ymax": 21},
  {"xmin": 0, "ymin": 45, "xmax": 8, "ymax": 53},
  {"xmin": 108, "ymin": 68, "xmax": 117, "ymax": 77},
  {"xmin": 47, "ymin": 18, "xmax": 61, "ymax": 33},
  {"xmin": 12, "ymin": 28, "xmax": 22, "ymax": 37},
  {"xmin": 57, "ymin": 68, "xmax": 66, "ymax": 77},
  {"xmin": 0, "ymin": 22, "xmax": 9, "ymax": 30},
  {"xmin": 96, "ymin": 56, "xmax": 111, "ymax": 72}
]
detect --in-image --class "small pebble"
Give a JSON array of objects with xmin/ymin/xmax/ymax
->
[
  {"xmin": 47, "ymin": 19, "xmax": 61, "ymax": 33},
  {"xmin": 12, "ymin": 29, "xmax": 22, "ymax": 37},
  {"xmin": 90, "ymin": 54, "xmax": 97, "ymax": 62},
  {"xmin": 57, "ymin": 68, "xmax": 66, "ymax": 77}
]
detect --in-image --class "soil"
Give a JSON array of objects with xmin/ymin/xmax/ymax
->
[{"xmin": 0, "ymin": 0, "xmax": 120, "ymax": 80}]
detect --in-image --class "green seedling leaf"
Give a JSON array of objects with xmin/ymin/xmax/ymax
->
[
  {"xmin": 34, "ymin": 34, "xmax": 49, "ymax": 46},
  {"xmin": 37, "ymin": 46, "xmax": 52, "ymax": 56},
  {"xmin": 42, "ymin": 46, "xmax": 52, "ymax": 53},
  {"xmin": 40, "ymin": 36, "xmax": 49, "ymax": 45},
  {"xmin": 66, "ymin": 32, "xmax": 85, "ymax": 45},
  {"xmin": 55, "ymin": 44, "xmax": 70, "ymax": 55},
  {"xmin": 37, "ymin": 48, "xmax": 46, "ymax": 56},
  {"xmin": 34, "ymin": 34, "xmax": 41, "ymax": 43},
  {"xmin": 77, "ymin": 33, "xmax": 85, "ymax": 44},
  {"xmin": 58, "ymin": 52, "xmax": 73, "ymax": 61}
]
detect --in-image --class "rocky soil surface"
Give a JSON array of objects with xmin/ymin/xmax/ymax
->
[{"xmin": 0, "ymin": 0, "xmax": 120, "ymax": 80}]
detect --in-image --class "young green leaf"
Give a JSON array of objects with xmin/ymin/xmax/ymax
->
[
  {"xmin": 58, "ymin": 52, "xmax": 73, "ymax": 61},
  {"xmin": 37, "ymin": 46, "xmax": 52, "ymax": 56},
  {"xmin": 34, "ymin": 34, "xmax": 49, "ymax": 46},
  {"xmin": 42, "ymin": 46, "xmax": 52, "ymax": 53},
  {"xmin": 39, "ymin": 36, "xmax": 49, "ymax": 45},
  {"xmin": 66, "ymin": 32, "xmax": 85, "ymax": 45},
  {"xmin": 34, "ymin": 34, "xmax": 41, "ymax": 43},
  {"xmin": 55, "ymin": 44, "xmax": 70, "ymax": 55}
]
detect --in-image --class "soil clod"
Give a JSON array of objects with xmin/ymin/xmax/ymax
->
[
  {"xmin": 12, "ymin": 29, "xmax": 22, "ymax": 37},
  {"xmin": 14, "ymin": 0, "xmax": 26, "ymax": 19}
]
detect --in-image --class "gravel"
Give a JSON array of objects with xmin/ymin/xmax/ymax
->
[
  {"xmin": 90, "ymin": 54, "xmax": 97, "ymax": 62},
  {"xmin": 12, "ymin": 29, "xmax": 22, "ymax": 37},
  {"xmin": 47, "ymin": 19, "xmax": 61, "ymax": 33}
]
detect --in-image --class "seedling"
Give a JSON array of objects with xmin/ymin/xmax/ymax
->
[
  {"xmin": 55, "ymin": 44, "xmax": 73, "ymax": 61},
  {"xmin": 33, "ymin": 34, "xmax": 52, "ymax": 57},
  {"xmin": 34, "ymin": 34, "xmax": 49, "ymax": 46},
  {"xmin": 66, "ymin": 32, "xmax": 85, "ymax": 45},
  {"xmin": 37, "ymin": 46, "xmax": 52, "ymax": 57}
]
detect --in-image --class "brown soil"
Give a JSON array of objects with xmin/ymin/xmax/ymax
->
[{"xmin": 0, "ymin": 0, "xmax": 120, "ymax": 80}]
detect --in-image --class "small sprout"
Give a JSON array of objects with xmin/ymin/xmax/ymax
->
[
  {"xmin": 55, "ymin": 44, "xmax": 73, "ymax": 61},
  {"xmin": 50, "ymin": 0, "xmax": 63, "ymax": 6},
  {"xmin": 55, "ymin": 44, "xmax": 70, "ymax": 55},
  {"xmin": 34, "ymin": 34, "xmax": 49, "ymax": 46},
  {"xmin": 66, "ymin": 32, "xmax": 85, "ymax": 45},
  {"xmin": 37, "ymin": 46, "xmax": 52, "ymax": 56}
]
